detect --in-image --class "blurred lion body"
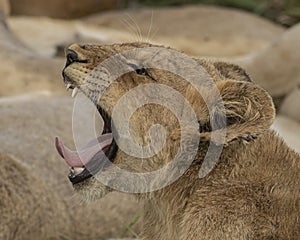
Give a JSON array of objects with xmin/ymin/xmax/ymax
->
[
  {"xmin": 0, "ymin": 152, "xmax": 71, "ymax": 240},
  {"xmin": 0, "ymin": 97, "xmax": 140, "ymax": 240},
  {"xmin": 63, "ymin": 43, "xmax": 300, "ymax": 240}
]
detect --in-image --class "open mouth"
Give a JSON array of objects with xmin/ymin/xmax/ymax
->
[{"xmin": 55, "ymin": 79, "xmax": 118, "ymax": 184}]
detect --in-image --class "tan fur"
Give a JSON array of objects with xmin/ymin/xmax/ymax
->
[
  {"xmin": 0, "ymin": 152, "xmax": 70, "ymax": 240},
  {"xmin": 63, "ymin": 42, "xmax": 300, "ymax": 240}
]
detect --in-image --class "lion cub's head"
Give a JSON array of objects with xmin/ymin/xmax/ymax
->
[{"xmin": 57, "ymin": 42, "xmax": 275, "ymax": 200}]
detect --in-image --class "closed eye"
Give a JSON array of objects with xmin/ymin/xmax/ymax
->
[
  {"xmin": 128, "ymin": 63, "xmax": 155, "ymax": 80},
  {"xmin": 135, "ymin": 67, "xmax": 147, "ymax": 76}
]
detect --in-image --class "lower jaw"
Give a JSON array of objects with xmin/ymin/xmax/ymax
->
[
  {"xmin": 69, "ymin": 139, "xmax": 118, "ymax": 185},
  {"xmin": 73, "ymin": 178, "xmax": 111, "ymax": 201}
]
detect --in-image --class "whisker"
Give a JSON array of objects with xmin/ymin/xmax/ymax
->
[
  {"xmin": 125, "ymin": 13, "xmax": 143, "ymax": 42},
  {"xmin": 150, "ymin": 26, "xmax": 159, "ymax": 42},
  {"xmin": 146, "ymin": 10, "xmax": 154, "ymax": 43},
  {"xmin": 120, "ymin": 18, "xmax": 140, "ymax": 42}
]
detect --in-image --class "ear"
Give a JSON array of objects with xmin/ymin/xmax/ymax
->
[
  {"xmin": 196, "ymin": 59, "xmax": 252, "ymax": 83},
  {"xmin": 199, "ymin": 80, "xmax": 275, "ymax": 145},
  {"xmin": 212, "ymin": 61, "xmax": 252, "ymax": 83}
]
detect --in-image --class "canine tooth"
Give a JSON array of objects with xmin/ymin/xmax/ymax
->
[
  {"xmin": 72, "ymin": 87, "xmax": 78, "ymax": 98},
  {"xmin": 66, "ymin": 83, "xmax": 71, "ymax": 90},
  {"xmin": 73, "ymin": 167, "xmax": 85, "ymax": 175}
]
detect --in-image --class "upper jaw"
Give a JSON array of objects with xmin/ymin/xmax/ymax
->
[
  {"xmin": 67, "ymin": 84, "xmax": 80, "ymax": 98},
  {"xmin": 62, "ymin": 71, "xmax": 81, "ymax": 98}
]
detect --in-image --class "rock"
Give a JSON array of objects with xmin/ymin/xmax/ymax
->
[
  {"xmin": 272, "ymin": 116, "xmax": 300, "ymax": 153},
  {"xmin": 0, "ymin": 15, "xmax": 67, "ymax": 96},
  {"xmin": 10, "ymin": 0, "xmax": 118, "ymax": 19},
  {"xmin": 7, "ymin": 17, "xmax": 77, "ymax": 57},
  {"xmin": 8, "ymin": 16, "xmax": 134, "ymax": 57},
  {"xmin": 236, "ymin": 23, "xmax": 300, "ymax": 98},
  {"xmin": 0, "ymin": 90, "xmax": 53, "ymax": 103},
  {"xmin": 0, "ymin": 0, "xmax": 9, "ymax": 17},
  {"xmin": 0, "ymin": 95, "xmax": 141, "ymax": 239},
  {"xmin": 279, "ymin": 88, "xmax": 300, "ymax": 122},
  {"xmin": 84, "ymin": 5, "xmax": 284, "ymax": 57}
]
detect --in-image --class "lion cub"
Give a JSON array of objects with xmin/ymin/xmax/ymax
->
[{"xmin": 57, "ymin": 42, "xmax": 300, "ymax": 240}]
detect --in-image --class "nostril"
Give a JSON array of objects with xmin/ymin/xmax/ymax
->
[{"xmin": 66, "ymin": 50, "xmax": 79, "ymax": 67}]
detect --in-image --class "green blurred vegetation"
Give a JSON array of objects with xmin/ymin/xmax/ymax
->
[
  {"xmin": 120, "ymin": 212, "xmax": 141, "ymax": 239},
  {"xmin": 122, "ymin": 0, "xmax": 300, "ymax": 26}
]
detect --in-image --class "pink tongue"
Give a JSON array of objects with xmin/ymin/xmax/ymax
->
[{"xmin": 55, "ymin": 133, "xmax": 113, "ymax": 167}]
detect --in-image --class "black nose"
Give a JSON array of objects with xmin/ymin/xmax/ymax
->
[
  {"xmin": 65, "ymin": 48, "xmax": 89, "ymax": 68},
  {"xmin": 65, "ymin": 49, "xmax": 79, "ymax": 67}
]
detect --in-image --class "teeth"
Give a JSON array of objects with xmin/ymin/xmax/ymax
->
[
  {"xmin": 72, "ymin": 87, "xmax": 79, "ymax": 98},
  {"xmin": 66, "ymin": 83, "xmax": 72, "ymax": 91},
  {"xmin": 71, "ymin": 167, "xmax": 85, "ymax": 175}
]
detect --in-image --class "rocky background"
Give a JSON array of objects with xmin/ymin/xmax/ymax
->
[{"xmin": 0, "ymin": 0, "xmax": 300, "ymax": 239}]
